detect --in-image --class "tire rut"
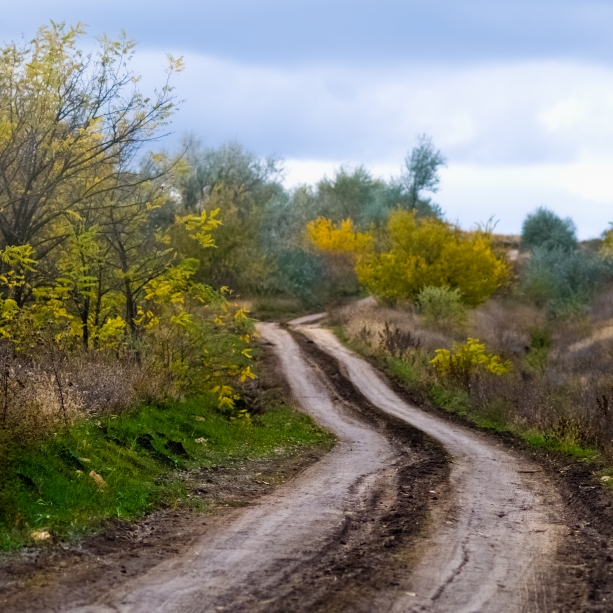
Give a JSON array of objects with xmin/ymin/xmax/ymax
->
[{"xmin": 56, "ymin": 323, "xmax": 446, "ymax": 613}]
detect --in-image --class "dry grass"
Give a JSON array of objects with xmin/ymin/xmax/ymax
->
[{"xmin": 0, "ymin": 343, "xmax": 176, "ymax": 440}]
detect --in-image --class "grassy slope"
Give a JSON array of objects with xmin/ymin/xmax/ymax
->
[{"xmin": 0, "ymin": 395, "xmax": 333, "ymax": 551}]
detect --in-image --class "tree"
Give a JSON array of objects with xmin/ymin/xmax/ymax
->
[
  {"xmin": 0, "ymin": 22, "xmax": 182, "ymax": 302},
  {"xmin": 520, "ymin": 207, "xmax": 577, "ymax": 252},
  {"xmin": 400, "ymin": 134, "xmax": 446, "ymax": 215}
]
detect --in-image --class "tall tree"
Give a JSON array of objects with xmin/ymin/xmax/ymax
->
[
  {"xmin": 401, "ymin": 134, "xmax": 446, "ymax": 215},
  {"xmin": 0, "ymin": 22, "xmax": 182, "ymax": 301}
]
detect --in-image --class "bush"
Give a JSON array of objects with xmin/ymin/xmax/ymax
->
[
  {"xmin": 431, "ymin": 338, "xmax": 511, "ymax": 389},
  {"xmin": 520, "ymin": 246, "xmax": 612, "ymax": 317},
  {"xmin": 417, "ymin": 286, "xmax": 467, "ymax": 330},
  {"xmin": 521, "ymin": 207, "xmax": 577, "ymax": 252},
  {"xmin": 356, "ymin": 211, "xmax": 509, "ymax": 306}
]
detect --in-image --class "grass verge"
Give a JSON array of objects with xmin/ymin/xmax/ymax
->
[
  {"xmin": 0, "ymin": 394, "xmax": 333, "ymax": 551},
  {"xmin": 331, "ymin": 322, "xmax": 601, "ymax": 463},
  {"xmin": 384, "ymin": 354, "xmax": 600, "ymax": 460}
]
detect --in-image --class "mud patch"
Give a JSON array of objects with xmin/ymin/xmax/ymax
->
[
  {"xmin": 272, "ymin": 331, "xmax": 451, "ymax": 613},
  {"xmin": 0, "ymin": 451, "xmax": 329, "ymax": 613}
]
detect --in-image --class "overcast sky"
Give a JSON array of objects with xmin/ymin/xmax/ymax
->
[{"xmin": 3, "ymin": 1, "xmax": 613, "ymax": 237}]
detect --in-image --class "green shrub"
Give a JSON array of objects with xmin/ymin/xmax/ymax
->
[
  {"xmin": 417, "ymin": 285, "xmax": 467, "ymax": 330},
  {"xmin": 520, "ymin": 207, "xmax": 577, "ymax": 252},
  {"xmin": 520, "ymin": 246, "xmax": 612, "ymax": 317},
  {"xmin": 525, "ymin": 327, "xmax": 552, "ymax": 372}
]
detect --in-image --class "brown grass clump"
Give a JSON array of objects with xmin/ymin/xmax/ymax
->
[{"xmin": 0, "ymin": 342, "xmax": 176, "ymax": 441}]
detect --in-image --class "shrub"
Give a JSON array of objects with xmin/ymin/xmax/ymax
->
[
  {"xmin": 520, "ymin": 207, "xmax": 577, "ymax": 252},
  {"xmin": 417, "ymin": 286, "xmax": 467, "ymax": 330},
  {"xmin": 431, "ymin": 338, "xmax": 511, "ymax": 389},
  {"xmin": 356, "ymin": 211, "xmax": 509, "ymax": 306},
  {"xmin": 520, "ymin": 246, "xmax": 612, "ymax": 317},
  {"xmin": 378, "ymin": 321, "xmax": 420, "ymax": 358},
  {"xmin": 525, "ymin": 327, "xmax": 552, "ymax": 372}
]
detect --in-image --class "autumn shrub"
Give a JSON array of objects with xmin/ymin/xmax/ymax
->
[
  {"xmin": 520, "ymin": 207, "xmax": 578, "ymax": 252},
  {"xmin": 309, "ymin": 210, "xmax": 509, "ymax": 307},
  {"xmin": 431, "ymin": 338, "xmax": 511, "ymax": 390},
  {"xmin": 417, "ymin": 286, "xmax": 467, "ymax": 331}
]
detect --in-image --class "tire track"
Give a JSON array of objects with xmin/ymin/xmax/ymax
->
[{"xmin": 67, "ymin": 323, "xmax": 395, "ymax": 613}]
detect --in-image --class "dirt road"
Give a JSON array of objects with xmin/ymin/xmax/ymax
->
[
  {"xmin": 9, "ymin": 320, "xmax": 569, "ymax": 612},
  {"xmin": 297, "ymin": 321, "xmax": 564, "ymax": 613},
  {"xmin": 67, "ymin": 322, "xmax": 397, "ymax": 613}
]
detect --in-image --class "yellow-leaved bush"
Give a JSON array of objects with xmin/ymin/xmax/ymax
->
[
  {"xmin": 431, "ymin": 338, "xmax": 511, "ymax": 388},
  {"xmin": 307, "ymin": 210, "xmax": 509, "ymax": 307},
  {"xmin": 307, "ymin": 217, "xmax": 372, "ymax": 253}
]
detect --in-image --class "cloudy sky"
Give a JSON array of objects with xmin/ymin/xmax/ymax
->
[{"xmin": 2, "ymin": 1, "xmax": 613, "ymax": 237}]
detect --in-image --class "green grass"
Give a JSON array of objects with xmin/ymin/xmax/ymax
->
[
  {"xmin": 0, "ymin": 395, "xmax": 334, "ymax": 551},
  {"xmin": 388, "ymin": 357, "xmax": 599, "ymax": 460}
]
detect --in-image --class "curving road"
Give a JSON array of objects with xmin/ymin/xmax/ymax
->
[
  {"xmin": 62, "ymin": 319, "xmax": 563, "ymax": 613},
  {"xmin": 297, "ymin": 321, "xmax": 563, "ymax": 613},
  {"xmin": 68, "ymin": 322, "xmax": 395, "ymax": 613}
]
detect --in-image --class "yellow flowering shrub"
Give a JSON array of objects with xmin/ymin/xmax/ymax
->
[
  {"xmin": 307, "ymin": 210, "xmax": 509, "ymax": 306},
  {"xmin": 431, "ymin": 338, "xmax": 511, "ymax": 388},
  {"xmin": 357, "ymin": 211, "xmax": 509, "ymax": 306},
  {"xmin": 307, "ymin": 217, "xmax": 372, "ymax": 253}
]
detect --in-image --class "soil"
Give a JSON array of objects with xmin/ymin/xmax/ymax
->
[
  {"xmin": 0, "ymin": 326, "xmax": 450, "ymax": 613},
  {"xmin": 383, "ymin": 366, "xmax": 613, "ymax": 612},
  {"xmin": 299, "ymin": 323, "xmax": 566, "ymax": 612},
  {"xmin": 3, "ymin": 317, "xmax": 613, "ymax": 612},
  {"xmin": 0, "ymin": 449, "xmax": 330, "ymax": 613}
]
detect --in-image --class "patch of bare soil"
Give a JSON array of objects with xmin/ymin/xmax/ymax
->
[{"xmin": 380, "ymin": 362, "xmax": 613, "ymax": 612}]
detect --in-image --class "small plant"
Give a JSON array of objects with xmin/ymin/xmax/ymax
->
[
  {"xmin": 357, "ymin": 325, "xmax": 372, "ymax": 346},
  {"xmin": 378, "ymin": 322, "xmax": 420, "ymax": 359},
  {"xmin": 417, "ymin": 285, "xmax": 467, "ymax": 330},
  {"xmin": 525, "ymin": 327, "xmax": 552, "ymax": 372},
  {"xmin": 431, "ymin": 338, "xmax": 511, "ymax": 390}
]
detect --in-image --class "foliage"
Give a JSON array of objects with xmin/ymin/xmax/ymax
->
[
  {"xmin": 525, "ymin": 327, "xmax": 552, "ymax": 372},
  {"xmin": 417, "ymin": 285, "xmax": 467, "ymax": 330},
  {"xmin": 0, "ymin": 23, "xmax": 181, "ymax": 264},
  {"xmin": 520, "ymin": 207, "xmax": 578, "ymax": 252},
  {"xmin": 431, "ymin": 338, "xmax": 511, "ymax": 389},
  {"xmin": 601, "ymin": 224, "xmax": 613, "ymax": 256},
  {"xmin": 378, "ymin": 322, "xmax": 420, "ymax": 359},
  {"xmin": 307, "ymin": 217, "xmax": 372, "ymax": 253},
  {"xmin": 520, "ymin": 246, "xmax": 612, "ymax": 318},
  {"xmin": 0, "ymin": 25, "xmax": 259, "ymax": 425},
  {"xmin": 353, "ymin": 211, "xmax": 509, "ymax": 306},
  {"xmin": 400, "ymin": 133, "xmax": 447, "ymax": 214}
]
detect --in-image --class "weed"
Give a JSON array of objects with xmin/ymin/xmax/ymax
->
[{"xmin": 378, "ymin": 321, "xmax": 420, "ymax": 359}]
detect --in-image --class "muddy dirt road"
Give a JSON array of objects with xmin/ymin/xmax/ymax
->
[
  {"xmin": 6, "ymin": 320, "xmax": 571, "ymax": 612},
  {"xmin": 66, "ymin": 322, "xmax": 397, "ymax": 613},
  {"xmin": 297, "ymin": 321, "xmax": 564, "ymax": 613}
]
